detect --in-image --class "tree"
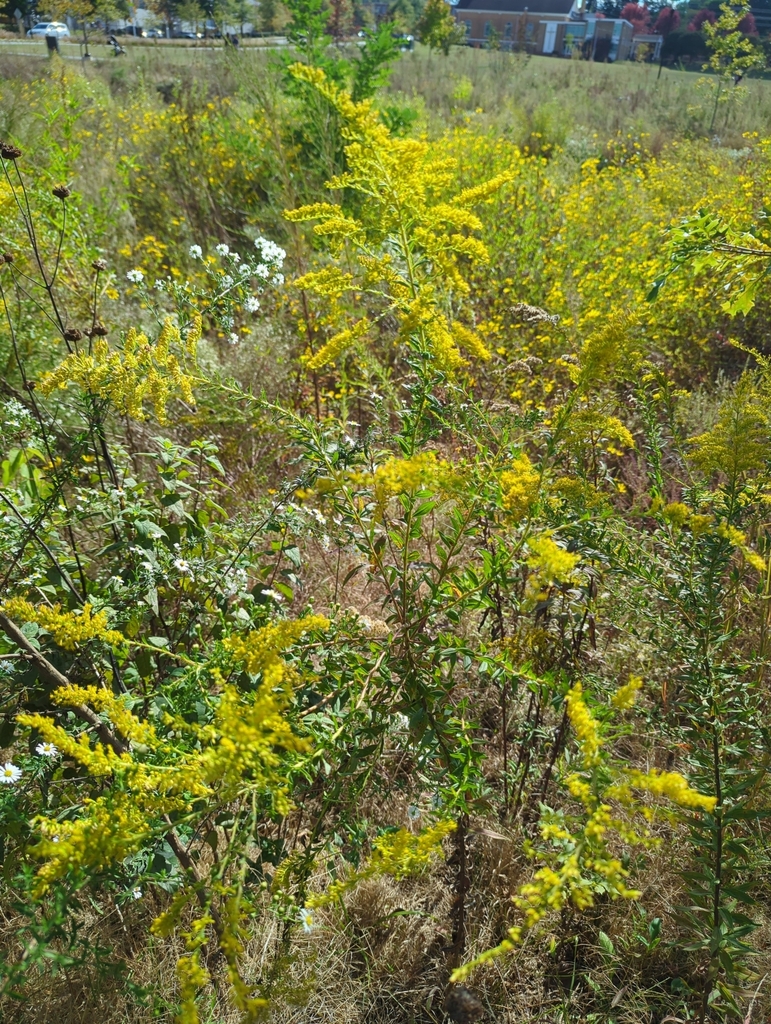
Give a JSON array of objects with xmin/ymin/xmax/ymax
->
[
  {"xmin": 176, "ymin": 0, "xmax": 204, "ymax": 31},
  {"xmin": 653, "ymin": 5, "xmax": 679, "ymax": 33},
  {"xmin": 737, "ymin": 10, "xmax": 758, "ymax": 34},
  {"xmin": 688, "ymin": 7, "xmax": 716, "ymax": 31},
  {"xmin": 328, "ymin": 0, "xmax": 353, "ymax": 40},
  {"xmin": 351, "ymin": 21, "xmax": 398, "ymax": 100},
  {"xmin": 50, "ymin": 0, "xmax": 126, "ymax": 55},
  {"xmin": 415, "ymin": 0, "xmax": 464, "ymax": 54},
  {"xmin": 620, "ymin": 2, "xmax": 651, "ymax": 33},
  {"xmin": 703, "ymin": 1, "xmax": 765, "ymax": 131},
  {"xmin": 259, "ymin": 0, "xmax": 277, "ymax": 31},
  {"xmin": 147, "ymin": 0, "xmax": 179, "ymax": 35}
]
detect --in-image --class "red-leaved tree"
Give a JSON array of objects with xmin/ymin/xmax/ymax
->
[
  {"xmin": 620, "ymin": 2, "xmax": 651, "ymax": 33},
  {"xmin": 738, "ymin": 11, "xmax": 758, "ymax": 35},
  {"xmin": 688, "ymin": 8, "xmax": 717, "ymax": 31},
  {"xmin": 654, "ymin": 6, "xmax": 680, "ymax": 34}
]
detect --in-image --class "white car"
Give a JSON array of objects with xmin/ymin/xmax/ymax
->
[{"xmin": 27, "ymin": 22, "xmax": 71, "ymax": 38}]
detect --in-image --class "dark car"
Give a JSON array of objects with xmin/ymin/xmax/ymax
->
[{"xmin": 145, "ymin": 27, "xmax": 165, "ymax": 37}]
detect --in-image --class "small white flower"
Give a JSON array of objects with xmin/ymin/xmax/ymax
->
[
  {"xmin": 189, "ymin": 244, "xmax": 203, "ymax": 260},
  {"xmin": 231, "ymin": 252, "xmax": 241, "ymax": 263},
  {"xmin": 254, "ymin": 263, "xmax": 269, "ymax": 280},
  {"xmin": 126, "ymin": 269, "xmax": 144, "ymax": 283},
  {"xmin": 174, "ymin": 558, "xmax": 193, "ymax": 577},
  {"xmin": 272, "ymin": 273, "xmax": 285, "ymax": 287},
  {"xmin": 51, "ymin": 835, "xmax": 60, "ymax": 843},
  {"xmin": 132, "ymin": 887, "xmax": 143, "ymax": 900},
  {"xmin": 299, "ymin": 908, "xmax": 314, "ymax": 933},
  {"xmin": 408, "ymin": 804, "xmax": 421, "ymax": 821},
  {"xmin": 261, "ymin": 588, "xmax": 283, "ymax": 603},
  {"xmin": 254, "ymin": 237, "xmax": 286, "ymax": 265},
  {"xmin": 35, "ymin": 742, "xmax": 58, "ymax": 758},
  {"xmin": 215, "ymin": 243, "xmax": 230, "ymax": 256},
  {"xmin": 0, "ymin": 762, "xmax": 21, "ymax": 785},
  {"xmin": 244, "ymin": 296, "xmax": 260, "ymax": 313},
  {"xmin": 239, "ymin": 263, "xmax": 250, "ymax": 276},
  {"xmin": 228, "ymin": 333, "xmax": 240, "ymax": 346},
  {"xmin": 222, "ymin": 274, "xmax": 234, "ymax": 288}
]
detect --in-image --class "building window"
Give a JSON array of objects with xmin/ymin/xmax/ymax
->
[
  {"xmin": 504, "ymin": 21, "xmax": 512, "ymax": 37},
  {"xmin": 525, "ymin": 21, "xmax": 534, "ymax": 39},
  {"xmin": 462, "ymin": 19, "xmax": 471, "ymax": 35},
  {"xmin": 484, "ymin": 20, "xmax": 492, "ymax": 36}
]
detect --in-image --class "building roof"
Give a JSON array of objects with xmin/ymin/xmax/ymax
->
[{"xmin": 453, "ymin": 0, "xmax": 574, "ymax": 13}]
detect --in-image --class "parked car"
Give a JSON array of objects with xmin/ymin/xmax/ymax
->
[
  {"xmin": 144, "ymin": 27, "xmax": 165, "ymax": 38},
  {"xmin": 172, "ymin": 29, "xmax": 203, "ymax": 38},
  {"xmin": 392, "ymin": 32, "xmax": 414, "ymax": 50},
  {"xmin": 27, "ymin": 21, "xmax": 70, "ymax": 38}
]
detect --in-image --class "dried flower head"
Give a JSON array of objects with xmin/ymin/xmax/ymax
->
[
  {"xmin": 510, "ymin": 303, "xmax": 561, "ymax": 326},
  {"xmin": 2, "ymin": 252, "xmax": 14, "ymax": 264},
  {"xmin": 87, "ymin": 321, "xmax": 109, "ymax": 338},
  {"xmin": 64, "ymin": 328, "xmax": 83, "ymax": 342},
  {"xmin": 52, "ymin": 185, "xmax": 71, "ymax": 200},
  {"xmin": 91, "ymin": 259, "xmax": 107, "ymax": 272},
  {"xmin": 0, "ymin": 142, "xmax": 21, "ymax": 160}
]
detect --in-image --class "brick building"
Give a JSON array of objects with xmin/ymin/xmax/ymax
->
[
  {"xmin": 451, "ymin": 0, "xmax": 640, "ymax": 60},
  {"xmin": 451, "ymin": 0, "xmax": 578, "ymax": 52}
]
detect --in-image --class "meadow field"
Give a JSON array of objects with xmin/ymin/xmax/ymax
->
[{"xmin": 1, "ymin": 22, "xmax": 771, "ymax": 1024}]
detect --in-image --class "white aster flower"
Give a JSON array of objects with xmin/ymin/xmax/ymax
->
[
  {"xmin": 231, "ymin": 251, "xmax": 241, "ymax": 263},
  {"xmin": 126, "ymin": 268, "xmax": 144, "ymax": 283},
  {"xmin": 244, "ymin": 296, "xmax": 260, "ymax": 313},
  {"xmin": 254, "ymin": 237, "xmax": 286, "ymax": 265},
  {"xmin": 239, "ymin": 263, "xmax": 250, "ymax": 276},
  {"xmin": 174, "ymin": 558, "xmax": 193, "ymax": 576},
  {"xmin": 299, "ymin": 907, "xmax": 314, "ymax": 933},
  {"xmin": 228, "ymin": 333, "xmax": 240, "ymax": 346},
  {"xmin": 254, "ymin": 263, "xmax": 269, "ymax": 280},
  {"xmin": 189, "ymin": 244, "xmax": 203, "ymax": 260},
  {"xmin": 215, "ymin": 243, "xmax": 230, "ymax": 256},
  {"xmin": 272, "ymin": 273, "xmax": 285, "ymax": 286},
  {"xmin": 132, "ymin": 887, "xmax": 143, "ymax": 900},
  {"xmin": 35, "ymin": 742, "xmax": 58, "ymax": 758},
  {"xmin": 0, "ymin": 762, "xmax": 21, "ymax": 785},
  {"xmin": 221, "ymin": 274, "xmax": 234, "ymax": 288},
  {"xmin": 261, "ymin": 588, "xmax": 283, "ymax": 603}
]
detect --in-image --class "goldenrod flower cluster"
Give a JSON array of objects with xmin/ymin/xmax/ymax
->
[
  {"xmin": 38, "ymin": 319, "xmax": 198, "ymax": 425},
  {"xmin": 2, "ymin": 598, "xmax": 124, "ymax": 650},
  {"xmin": 223, "ymin": 614, "xmax": 329, "ymax": 686},
  {"xmin": 526, "ymin": 534, "xmax": 580, "ymax": 588},
  {"xmin": 284, "ymin": 64, "xmax": 509, "ymax": 376},
  {"xmin": 16, "ymin": 616, "xmax": 326, "ymax": 897},
  {"xmin": 306, "ymin": 820, "xmax": 456, "ymax": 910},
  {"xmin": 499, "ymin": 453, "xmax": 540, "ymax": 519},
  {"xmin": 371, "ymin": 452, "xmax": 446, "ymax": 503},
  {"xmin": 611, "ymin": 674, "xmax": 643, "ymax": 710},
  {"xmin": 626, "ymin": 769, "xmax": 717, "ymax": 812},
  {"xmin": 565, "ymin": 683, "xmax": 602, "ymax": 767}
]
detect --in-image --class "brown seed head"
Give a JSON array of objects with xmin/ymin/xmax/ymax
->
[
  {"xmin": 87, "ymin": 321, "xmax": 109, "ymax": 338},
  {"xmin": 91, "ymin": 258, "xmax": 108, "ymax": 272},
  {"xmin": 64, "ymin": 328, "xmax": 83, "ymax": 342},
  {"xmin": 52, "ymin": 184, "xmax": 71, "ymax": 200},
  {"xmin": 2, "ymin": 252, "xmax": 14, "ymax": 264},
  {"xmin": 0, "ymin": 142, "xmax": 22, "ymax": 161}
]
